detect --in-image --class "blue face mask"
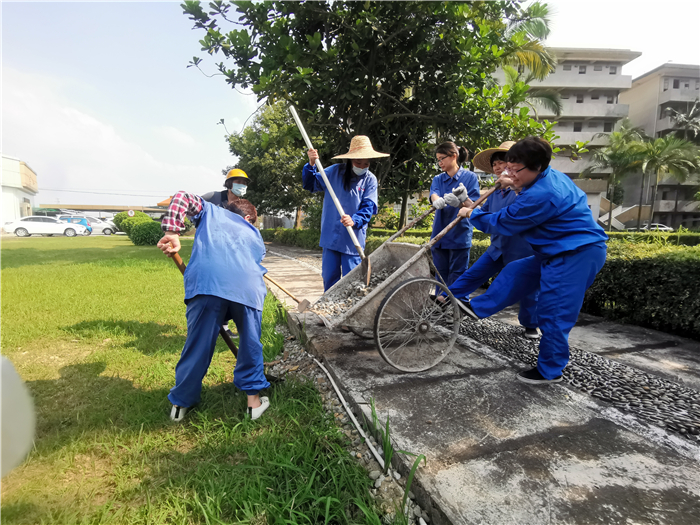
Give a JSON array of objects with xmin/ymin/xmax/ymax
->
[
  {"xmin": 231, "ymin": 183, "xmax": 247, "ymax": 197},
  {"xmin": 352, "ymin": 166, "xmax": 368, "ymax": 176}
]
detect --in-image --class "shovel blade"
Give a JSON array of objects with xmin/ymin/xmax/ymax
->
[{"xmin": 297, "ymin": 299, "xmax": 311, "ymax": 313}]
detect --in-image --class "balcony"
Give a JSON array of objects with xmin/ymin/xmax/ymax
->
[
  {"xmin": 656, "ymin": 116, "xmax": 675, "ymax": 133},
  {"xmin": 553, "ymin": 132, "xmax": 610, "ymax": 147},
  {"xmin": 527, "ymin": 73, "xmax": 633, "ymax": 90},
  {"xmin": 655, "ymin": 200, "xmax": 700, "ymax": 213},
  {"xmin": 538, "ymin": 101, "xmax": 629, "ymax": 119},
  {"xmin": 551, "ymin": 155, "xmax": 611, "ymax": 175},
  {"xmin": 658, "ymin": 88, "xmax": 700, "ymax": 105}
]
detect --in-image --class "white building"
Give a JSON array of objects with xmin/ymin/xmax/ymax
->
[{"xmin": 2, "ymin": 155, "xmax": 38, "ymax": 224}]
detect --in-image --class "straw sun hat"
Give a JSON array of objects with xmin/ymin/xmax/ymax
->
[
  {"xmin": 332, "ymin": 135, "xmax": 389, "ymax": 160},
  {"xmin": 472, "ymin": 141, "xmax": 516, "ymax": 174}
]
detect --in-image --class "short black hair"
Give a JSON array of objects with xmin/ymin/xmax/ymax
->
[
  {"xmin": 505, "ymin": 137, "xmax": 552, "ymax": 172},
  {"xmin": 490, "ymin": 151, "xmax": 507, "ymax": 166}
]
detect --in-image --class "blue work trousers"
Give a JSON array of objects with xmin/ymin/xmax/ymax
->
[
  {"xmin": 168, "ymin": 294, "xmax": 270, "ymax": 408},
  {"xmin": 431, "ymin": 247, "xmax": 470, "ymax": 288},
  {"xmin": 322, "ymin": 248, "xmax": 361, "ymax": 291},
  {"xmin": 449, "ymin": 254, "xmax": 539, "ymax": 329},
  {"xmin": 470, "ymin": 244, "xmax": 607, "ymax": 379}
]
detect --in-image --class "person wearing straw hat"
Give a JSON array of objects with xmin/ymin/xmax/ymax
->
[
  {"xmin": 447, "ymin": 141, "xmax": 540, "ymax": 339},
  {"xmin": 303, "ymin": 136, "xmax": 386, "ymax": 291},
  {"xmin": 429, "ymin": 142, "xmax": 481, "ymax": 288}
]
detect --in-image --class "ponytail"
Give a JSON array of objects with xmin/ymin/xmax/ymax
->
[{"xmin": 436, "ymin": 141, "xmax": 469, "ymax": 167}]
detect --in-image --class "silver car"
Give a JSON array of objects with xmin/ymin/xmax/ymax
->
[{"xmin": 58, "ymin": 214, "xmax": 117, "ymax": 235}]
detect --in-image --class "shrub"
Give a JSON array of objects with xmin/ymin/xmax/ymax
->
[
  {"xmin": 113, "ymin": 210, "xmax": 150, "ymax": 231},
  {"xmin": 301, "ymin": 196, "xmax": 323, "ymax": 231},
  {"xmin": 129, "ymin": 221, "xmax": 164, "ymax": 246},
  {"xmin": 261, "ymin": 228, "xmax": 321, "ymax": 250},
  {"xmin": 120, "ymin": 216, "xmax": 152, "ymax": 236},
  {"xmin": 608, "ymin": 231, "xmax": 700, "ymax": 246}
]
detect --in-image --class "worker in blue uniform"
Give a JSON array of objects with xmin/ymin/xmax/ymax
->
[
  {"xmin": 158, "ymin": 193, "xmax": 271, "ymax": 421},
  {"xmin": 459, "ymin": 137, "xmax": 608, "ymax": 385},
  {"xmin": 303, "ymin": 135, "xmax": 386, "ymax": 291},
  {"xmin": 429, "ymin": 141, "xmax": 481, "ymax": 287},
  {"xmin": 447, "ymin": 141, "xmax": 540, "ymax": 339}
]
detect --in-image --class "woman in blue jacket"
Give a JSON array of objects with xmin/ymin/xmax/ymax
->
[
  {"xmin": 459, "ymin": 137, "xmax": 608, "ymax": 385},
  {"xmin": 303, "ymin": 136, "xmax": 386, "ymax": 291},
  {"xmin": 429, "ymin": 142, "xmax": 481, "ymax": 287}
]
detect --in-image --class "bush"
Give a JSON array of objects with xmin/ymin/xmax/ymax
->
[
  {"xmin": 608, "ymin": 231, "xmax": 700, "ymax": 246},
  {"xmin": 120, "ymin": 216, "xmax": 152, "ymax": 236},
  {"xmin": 368, "ymin": 228, "xmax": 491, "ymax": 241},
  {"xmin": 113, "ymin": 210, "xmax": 150, "ymax": 232},
  {"xmin": 584, "ymin": 242, "xmax": 700, "ymax": 339},
  {"xmin": 129, "ymin": 221, "xmax": 164, "ymax": 246},
  {"xmin": 261, "ymin": 228, "xmax": 322, "ymax": 250},
  {"xmin": 301, "ymin": 196, "xmax": 323, "ymax": 231}
]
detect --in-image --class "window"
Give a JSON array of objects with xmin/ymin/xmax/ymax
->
[
  {"xmin": 579, "ymin": 65, "xmax": 587, "ymax": 74},
  {"xmin": 604, "ymin": 122, "xmax": 614, "ymax": 132},
  {"xmin": 573, "ymin": 122, "xmax": 583, "ymax": 132},
  {"xmin": 576, "ymin": 94, "xmax": 584, "ymax": 103},
  {"xmin": 696, "ymin": 81, "xmax": 700, "ymax": 90},
  {"xmin": 594, "ymin": 65, "xmax": 602, "ymax": 71},
  {"xmin": 591, "ymin": 94, "xmax": 600, "ymax": 100},
  {"xmin": 607, "ymin": 95, "xmax": 615, "ymax": 104},
  {"xmin": 609, "ymin": 66, "xmax": 617, "ymax": 75},
  {"xmin": 563, "ymin": 64, "xmax": 572, "ymax": 71},
  {"xmin": 673, "ymin": 79, "xmax": 680, "ymax": 89},
  {"xmin": 561, "ymin": 93, "xmax": 570, "ymax": 99},
  {"xmin": 684, "ymin": 82, "xmax": 690, "ymax": 89},
  {"xmin": 664, "ymin": 79, "xmax": 669, "ymax": 91}
]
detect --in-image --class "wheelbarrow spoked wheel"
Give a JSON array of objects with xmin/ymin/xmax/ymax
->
[
  {"xmin": 374, "ymin": 277, "xmax": 461, "ymax": 373},
  {"xmin": 348, "ymin": 326, "xmax": 374, "ymax": 339}
]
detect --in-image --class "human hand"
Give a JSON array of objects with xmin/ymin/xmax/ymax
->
[
  {"xmin": 433, "ymin": 197, "xmax": 447, "ymax": 210},
  {"xmin": 458, "ymin": 207, "xmax": 473, "ymax": 219},
  {"xmin": 452, "ymin": 183, "xmax": 470, "ymax": 203},
  {"xmin": 462, "ymin": 197, "xmax": 475, "ymax": 209},
  {"xmin": 307, "ymin": 149, "xmax": 319, "ymax": 166},
  {"xmin": 157, "ymin": 233, "xmax": 181, "ymax": 257},
  {"xmin": 444, "ymin": 193, "xmax": 461, "ymax": 207},
  {"xmin": 340, "ymin": 214, "xmax": 355, "ymax": 227},
  {"xmin": 497, "ymin": 170, "xmax": 514, "ymax": 189}
]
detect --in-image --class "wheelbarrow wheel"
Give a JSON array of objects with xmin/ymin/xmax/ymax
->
[
  {"xmin": 348, "ymin": 326, "xmax": 374, "ymax": 339},
  {"xmin": 374, "ymin": 277, "xmax": 461, "ymax": 373}
]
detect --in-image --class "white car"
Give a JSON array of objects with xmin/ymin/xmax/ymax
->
[
  {"xmin": 628, "ymin": 223, "xmax": 674, "ymax": 232},
  {"xmin": 3, "ymin": 216, "xmax": 87, "ymax": 237}
]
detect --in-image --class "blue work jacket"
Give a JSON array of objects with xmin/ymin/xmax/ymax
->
[
  {"xmin": 430, "ymin": 168, "xmax": 481, "ymax": 249},
  {"xmin": 302, "ymin": 162, "xmax": 378, "ymax": 255},
  {"xmin": 185, "ymin": 201, "xmax": 268, "ymax": 311},
  {"xmin": 470, "ymin": 167, "xmax": 608, "ymax": 259},
  {"xmin": 482, "ymin": 188, "xmax": 534, "ymax": 265}
]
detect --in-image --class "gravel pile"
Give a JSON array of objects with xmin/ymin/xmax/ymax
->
[
  {"xmin": 270, "ymin": 323, "xmax": 430, "ymax": 524},
  {"xmin": 312, "ymin": 266, "xmax": 397, "ymax": 317},
  {"xmin": 458, "ymin": 318, "xmax": 700, "ymax": 442}
]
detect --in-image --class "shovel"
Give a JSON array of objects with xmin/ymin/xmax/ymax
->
[{"xmin": 289, "ymin": 106, "xmax": 372, "ymax": 286}]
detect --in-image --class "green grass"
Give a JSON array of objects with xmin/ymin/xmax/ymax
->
[{"xmin": 1, "ymin": 236, "xmax": 380, "ymax": 524}]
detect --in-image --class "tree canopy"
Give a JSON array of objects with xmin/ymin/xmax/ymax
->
[{"xmin": 183, "ymin": 0, "xmax": 558, "ymax": 224}]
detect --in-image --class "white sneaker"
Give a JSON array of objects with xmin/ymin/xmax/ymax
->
[
  {"xmin": 170, "ymin": 404, "xmax": 190, "ymax": 422},
  {"xmin": 247, "ymin": 397, "xmax": 270, "ymax": 420}
]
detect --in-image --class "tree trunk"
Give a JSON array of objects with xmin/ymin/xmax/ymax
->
[
  {"xmin": 636, "ymin": 171, "xmax": 647, "ymax": 230},
  {"xmin": 294, "ymin": 206, "xmax": 303, "ymax": 229},
  {"xmin": 607, "ymin": 173, "xmax": 615, "ymax": 232},
  {"xmin": 648, "ymin": 176, "xmax": 659, "ymax": 228},
  {"xmin": 398, "ymin": 192, "xmax": 409, "ymax": 229}
]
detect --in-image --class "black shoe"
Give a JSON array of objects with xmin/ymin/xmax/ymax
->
[
  {"xmin": 523, "ymin": 328, "xmax": 540, "ymax": 339},
  {"xmin": 454, "ymin": 298, "xmax": 480, "ymax": 321},
  {"xmin": 516, "ymin": 367, "xmax": 562, "ymax": 385}
]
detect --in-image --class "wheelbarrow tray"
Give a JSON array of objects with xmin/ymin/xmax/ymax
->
[{"xmin": 312, "ymin": 242, "xmax": 432, "ymax": 331}]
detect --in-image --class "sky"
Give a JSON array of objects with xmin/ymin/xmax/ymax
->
[{"xmin": 2, "ymin": 0, "xmax": 700, "ymax": 208}]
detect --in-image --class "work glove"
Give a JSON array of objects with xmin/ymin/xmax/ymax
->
[
  {"xmin": 452, "ymin": 183, "xmax": 471, "ymax": 203},
  {"xmin": 443, "ymin": 192, "xmax": 461, "ymax": 207},
  {"xmin": 433, "ymin": 197, "xmax": 447, "ymax": 209}
]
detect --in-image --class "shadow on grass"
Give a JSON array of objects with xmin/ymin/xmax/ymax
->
[{"xmin": 63, "ymin": 320, "xmax": 190, "ymax": 356}]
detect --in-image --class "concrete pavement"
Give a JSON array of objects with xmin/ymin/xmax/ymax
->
[{"xmin": 263, "ymin": 242, "xmax": 700, "ymax": 525}]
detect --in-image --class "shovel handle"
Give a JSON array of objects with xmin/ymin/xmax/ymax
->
[{"xmin": 289, "ymin": 106, "xmax": 366, "ymax": 260}]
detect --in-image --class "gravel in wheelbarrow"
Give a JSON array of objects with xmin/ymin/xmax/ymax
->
[{"xmin": 311, "ymin": 266, "xmax": 397, "ymax": 317}]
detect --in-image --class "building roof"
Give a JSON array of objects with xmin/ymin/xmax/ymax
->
[
  {"xmin": 631, "ymin": 63, "xmax": 700, "ymax": 86},
  {"xmin": 552, "ymin": 47, "xmax": 642, "ymax": 64}
]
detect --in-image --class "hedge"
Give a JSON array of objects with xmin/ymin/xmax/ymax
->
[
  {"xmin": 368, "ymin": 228, "xmax": 491, "ymax": 242},
  {"xmin": 120, "ymin": 216, "xmax": 153, "ymax": 236},
  {"xmin": 114, "ymin": 210, "xmax": 150, "ymax": 231},
  {"xmin": 129, "ymin": 221, "xmax": 164, "ymax": 246}
]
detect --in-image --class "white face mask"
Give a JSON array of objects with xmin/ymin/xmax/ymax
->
[
  {"xmin": 231, "ymin": 183, "xmax": 247, "ymax": 197},
  {"xmin": 352, "ymin": 166, "xmax": 368, "ymax": 176}
]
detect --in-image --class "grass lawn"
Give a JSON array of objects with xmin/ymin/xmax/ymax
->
[{"xmin": 1, "ymin": 236, "xmax": 380, "ymax": 524}]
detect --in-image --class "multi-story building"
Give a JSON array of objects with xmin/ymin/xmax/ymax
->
[
  {"xmin": 2, "ymin": 155, "xmax": 39, "ymax": 225},
  {"xmin": 619, "ymin": 63, "xmax": 700, "ymax": 229}
]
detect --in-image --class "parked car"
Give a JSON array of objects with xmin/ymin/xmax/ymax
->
[
  {"xmin": 58, "ymin": 216, "xmax": 93, "ymax": 235},
  {"xmin": 3, "ymin": 216, "xmax": 87, "ymax": 237},
  {"xmin": 57, "ymin": 214, "xmax": 116, "ymax": 235},
  {"xmin": 627, "ymin": 223, "xmax": 674, "ymax": 232}
]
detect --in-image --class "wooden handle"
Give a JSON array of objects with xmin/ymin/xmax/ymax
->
[{"xmin": 172, "ymin": 253, "xmax": 187, "ymax": 275}]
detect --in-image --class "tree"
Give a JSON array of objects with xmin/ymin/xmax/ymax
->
[
  {"xmin": 582, "ymin": 119, "xmax": 646, "ymax": 231},
  {"xmin": 500, "ymin": 1, "xmax": 557, "ymax": 80},
  {"xmin": 227, "ymin": 101, "xmax": 312, "ymax": 226},
  {"xmin": 182, "ymin": 0, "xmax": 559, "ymax": 227},
  {"xmin": 501, "ymin": 64, "xmax": 562, "ymax": 117},
  {"xmin": 671, "ymin": 98, "xmax": 700, "ymax": 144},
  {"xmin": 637, "ymin": 137, "xmax": 699, "ymax": 229}
]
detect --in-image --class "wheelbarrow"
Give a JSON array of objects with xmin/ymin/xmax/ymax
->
[{"xmin": 308, "ymin": 186, "xmax": 498, "ymax": 373}]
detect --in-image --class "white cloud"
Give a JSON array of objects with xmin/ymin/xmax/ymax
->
[{"xmin": 2, "ymin": 67, "xmax": 224, "ymax": 206}]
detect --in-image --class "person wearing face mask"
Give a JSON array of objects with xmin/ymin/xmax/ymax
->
[
  {"xmin": 429, "ymin": 141, "xmax": 481, "ymax": 288},
  {"xmin": 444, "ymin": 141, "xmax": 540, "ymax": 339},
  {"xmin": 458, "ymin": 137, "xmax": 608, "ymax": 385},
  {"xmin": 202, "ymin": 168, "xmax": 251, "ymax": 209},
  {"xmin": 303, "ymin": 136, "xmax": 386, "ymax": 291}
]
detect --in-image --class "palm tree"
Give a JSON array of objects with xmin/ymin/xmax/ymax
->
[
  {"xmin": 501, "ymin": 2, "xmax": 557, "ymax": 81},
  {"xmin": 582, "ymin": 123, "xmax": 645, "ymax": 231},
  {"xmin": 502, "ymin": 65, "xmax": 563, "ymax": 117},
  {"xmin": 671, "ymin": 99, "xmax": 700, "ymax": 144},
  {"xmin": 637, "ymin": 137, "xmax": 700, "ymax": 229}
]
